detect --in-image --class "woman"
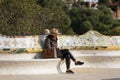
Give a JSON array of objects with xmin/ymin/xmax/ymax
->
[{"xmin": 44, "ymin": 28, "xmax": 84, "ymax": 74}]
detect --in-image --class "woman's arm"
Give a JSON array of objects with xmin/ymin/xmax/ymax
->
[{"xmin": 44, "ymin": 38, "xmax": 51, "ymax": 49}]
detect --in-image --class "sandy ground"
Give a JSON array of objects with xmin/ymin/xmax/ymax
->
[{"xmin": 0, "ymin": 68, "xmax": 120, "ymax": 80}]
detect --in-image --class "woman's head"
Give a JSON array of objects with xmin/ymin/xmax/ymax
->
[{"xmin": 50, "ymin": 28, "xmax": 61, "ymax": 35}]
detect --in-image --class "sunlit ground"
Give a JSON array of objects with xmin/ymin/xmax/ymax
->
[{"xmin": 0, "ymin": 68, "xmax": 120, "ymax": 80}]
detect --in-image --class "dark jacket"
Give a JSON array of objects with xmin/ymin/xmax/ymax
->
[
  {"xmin": 44, "ymin": 35, "xmax": 58, "ymax": 49},
  {"xmin": 44, "ymin": 35, "xmax": 62, "ymax": 58}
]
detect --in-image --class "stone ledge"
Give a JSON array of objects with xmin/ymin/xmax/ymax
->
[{"xmin": 0, "ymin": 50, "xmax": 120, "ymax": 75}]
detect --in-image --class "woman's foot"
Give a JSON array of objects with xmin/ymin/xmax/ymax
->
[
  {"xmin": 66, "ymin": 69, "xmax": 74, "ymax": 74},
  {"xmin": 75, "ymin": 61, "xmax": 84, "ymax": 65}
]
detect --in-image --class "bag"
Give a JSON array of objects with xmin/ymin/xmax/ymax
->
[{"xmin": 43, "ymin": 48, "xmax": 57, "ymax": 58}]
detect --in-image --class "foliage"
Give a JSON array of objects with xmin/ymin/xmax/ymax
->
[
  {"xmin": 70, "ymin": 5, "xmax": 118, "ymax": 35},
  {"xmin": 98, "ymin": 0, "xmax": 109, "ymax": 6},
  {"xmin": 110, "ymin": 27, "xmax": 120, "ymax": 35},
  {"xmin": 0, "ymin": 0, "xmax": 120, "ymax": 36},
  {"xmin": 37, "ymin": 0, "xmax": 69, "ymax": 13},
  {"xmin": 39, "ymin": 7, "xmax": 71, "ymax": 34},
  {"xmin": 112, "ymin": 0, "xmax": 120, "ymax": 6},
  {"xmin": 37, "ymin": 0, "xmax": 72, "ymax": 34},
  {"xmin": 0, "ymin": 0, "xmax": 71, "ymax": 35},
  {"xmin": 0, "ymin": 0, "xmax": 41, "ymax": 35}
]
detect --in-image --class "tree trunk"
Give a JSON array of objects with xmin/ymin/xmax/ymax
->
[
  {"xmin": 116, "ymin": 6, "xmax": 120, "ymax": 19},
  {"xmin": 116, "ymin": 6, "xmax": 118, "ymax": 18}
]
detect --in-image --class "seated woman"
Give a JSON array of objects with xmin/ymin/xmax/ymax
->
[{"xmin": 44, "ymin": 28, "xmax": 84, "ymax": 74}]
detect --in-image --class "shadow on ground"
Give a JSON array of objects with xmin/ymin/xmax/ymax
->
[{"xmin": 33, "ymin": 53, "xmax": 43, "ymax": 59}]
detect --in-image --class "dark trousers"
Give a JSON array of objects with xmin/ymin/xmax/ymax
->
[{"xmin": 57, "ymin": 49, "xmax": 76, "ymax": 70}]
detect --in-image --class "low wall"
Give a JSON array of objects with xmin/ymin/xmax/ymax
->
[{"xmin": 0, "ymin": 30, "xmax": 120, "ymax": 53}]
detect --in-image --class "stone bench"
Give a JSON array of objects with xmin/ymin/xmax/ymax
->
[{"xmin": 0, "ymin": 50, "xmax": 120, "ymax": 74}]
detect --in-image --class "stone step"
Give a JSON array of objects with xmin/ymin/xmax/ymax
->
[
  {"xmin": 0, "ymin": 56, "xmax": 120, "ymax": 74},
  {"xmin": 0, "ymin": 59, "xmax": 61, "ymax": 74},
  {"xmin": 0, "ymin": 50, "xmax": 120, "ymax": 60},
  {"xmin": 0, "ymin": 50, "xmax": 120, "ymax": 74}
]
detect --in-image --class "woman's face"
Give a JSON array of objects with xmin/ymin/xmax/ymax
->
[{"xmin": 52, "ymin": 34, "xmax": 57, "ymax": 39}]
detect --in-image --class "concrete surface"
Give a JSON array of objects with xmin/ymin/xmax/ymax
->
[
  {"xmin": 0, "ymin": 50, "xmax": 120, "ymax": 74},
  {"xmin": 0, "ymin": 50, "xmax": 120, "ymax": 80},
  {"xmin": 0, "ymin": 68, "xmax": 120, "ymax": 80}
]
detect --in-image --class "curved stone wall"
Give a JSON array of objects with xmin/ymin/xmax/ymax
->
[{"xmin": 0, "ymin": 30, "xmax": 120, "ymax": 53}]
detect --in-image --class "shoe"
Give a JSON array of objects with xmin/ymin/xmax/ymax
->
[
  {"xmin": 75, "ymin": 61, "xmax": 84, "ymax": 65},
  {"xmin": 66, "ymin": 70, "xmax": 74, "ymax": 74}
]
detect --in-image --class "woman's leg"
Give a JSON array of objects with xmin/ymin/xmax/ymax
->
[
  {"xmin": 65, "ymin": 54, "xmax": 70, "ymax": 70},
  {"xmin": 66, "ymin": 49, "xmax": 76, "ymax": 62},
  {"xmin": 60, "ymin": 50, "xmax": 71, "ymax": 70},
  {"xmin": 61, "ymin": 49, "xmax": 76, "ymax": 62},
  {"xmin": 61, "ymin": 49, "xmax": 84, "ymax": 65},
  {"xmin": 60, "ymin": 49, "xmax": 84, "ymax": 73}
]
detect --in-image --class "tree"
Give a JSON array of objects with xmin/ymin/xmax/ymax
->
[
  {"xmin": 110, "ymin": 0, "xmax": 120, "ymax": 18},
  {"xmin": 0, "ymin": 0, "xmax": 41, "ymax": 36},
  {"xmin": 70, "ymin": 5, "xmax": 117, "ymax": 35},
  {"xmin": 110, "ymin": 27, "xmax": 120, "ymax": 35},
  {"xmin": 37, "ymin": 0, "xmax": 73, "ymax": 34},
  {"xmin": 0, "ymin": 0, "xmax": 72, "ymax": 35},
  {"xmin": 98, "ymin": 0, "xmax": 120, "ymax": 19},
  {"xmin": 98, "ymin": 0, "xmax": 109, "ymax": 6},
  {"xmin": 39, "ymin": 7, "xmax": 71, "ymax": 34},
  {"xmin": 37, "ymin": 0, "xmax": 69, "ymax": 13},
  {"xmin": 109, "ymin": 20, "xmax": 120, "ymax": 35}
]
